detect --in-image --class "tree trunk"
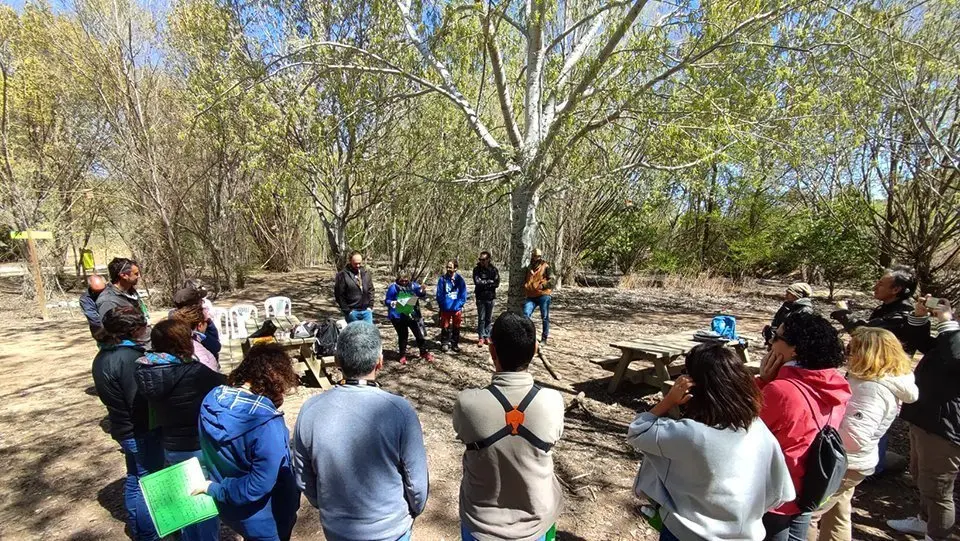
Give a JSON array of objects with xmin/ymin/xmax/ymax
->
[{"xmin": 507, "ymin": 182, "xmax": 540, "ymax": 311}]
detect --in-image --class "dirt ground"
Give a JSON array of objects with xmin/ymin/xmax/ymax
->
[{"xmin": 0, "ymin": 267, "xmax": 946, "ymax": 540}]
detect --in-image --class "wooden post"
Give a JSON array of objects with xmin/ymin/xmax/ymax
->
[{"xmin": 26, "ymin": 235, "xmax": 48, "ymax": 320}]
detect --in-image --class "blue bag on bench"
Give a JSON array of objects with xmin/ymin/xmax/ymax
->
[{"xmin": 711, "ymin": 315, "xmax": 737, "ymax": 340}]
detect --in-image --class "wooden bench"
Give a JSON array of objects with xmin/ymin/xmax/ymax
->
[{"xmin": 241, "ymin": 315, "xmax": 335, "ymax": 389}]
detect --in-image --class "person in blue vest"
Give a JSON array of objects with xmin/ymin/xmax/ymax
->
[
  {"xmin": 436, "ymin": 260, "xmax": 468, "ymax": 353},
  {"xmin": 384, "ymin": 271, "xmax": 434, "ymax": 365}
]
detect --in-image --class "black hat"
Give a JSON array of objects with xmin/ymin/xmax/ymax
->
[{"xmin": 172, "ymin": 287, "xmax": 203, "ymax": 308}]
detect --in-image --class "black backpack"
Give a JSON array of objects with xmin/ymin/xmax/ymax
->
[
  {"xmin": 312, "ymin": 320, "xmax": 340, "ymax": 358},
  {"xmin": 788, "ymin": 380, "xmax": 848, "ymax": 512}
]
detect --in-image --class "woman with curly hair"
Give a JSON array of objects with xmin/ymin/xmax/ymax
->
[
  {"xmin": 757, "ymin": 312, "xmax": 852, "ymax": 541},
  {"xmin": 195, "ymin": 343, "xmax": 301, "ymax": 541}
]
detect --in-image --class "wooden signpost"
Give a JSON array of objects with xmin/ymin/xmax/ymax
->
[{"xmin": 10, "ymin": 230, "xmax": 53, "ymax": 320}]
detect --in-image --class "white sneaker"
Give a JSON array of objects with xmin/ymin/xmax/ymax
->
[{"xmin": 886, "ymin": 515, "xmax": 927, "ymax": 535}]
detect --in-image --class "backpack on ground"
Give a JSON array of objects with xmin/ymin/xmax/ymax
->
[
  {"xmin": 312, "ymin": 319, "xmax": 340, "ymax": 358},
  {"xmin": 788, "ymin": 380, "xmax": 848, "ymax": 512},
  {"xmin": 711, "ymin": 315, "xmax": 737, "ymax": 340}
]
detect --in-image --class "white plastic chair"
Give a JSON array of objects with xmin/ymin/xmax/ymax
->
[
  {"xmin": 228, "ymin": 304, "xmax": 259, "ymax": 339},
  {"xmin": 264, "ymin": 296, "xmax": 292, "ymax": 318},
  {"xmin": 210, "ymin": 307, "xmax": 228, "ymax": 337}
]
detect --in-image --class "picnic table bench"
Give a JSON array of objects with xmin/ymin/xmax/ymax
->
[
  {"xmin": 242, "ymin": 314, "xmax": 336, "ymax": 389},
  {"xmin": 594, "ymin": 331, "xmax": 751, "ymax": 395}
]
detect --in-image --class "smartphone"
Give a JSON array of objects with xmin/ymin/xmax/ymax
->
[{"xmin": 926, "ymin": 297, "xmax": 945, "ymax": 309}]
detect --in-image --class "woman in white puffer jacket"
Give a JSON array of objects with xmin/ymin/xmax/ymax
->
[{"xmin": 811, "ymin": 327, "xmax": 919, "ymax": 541}]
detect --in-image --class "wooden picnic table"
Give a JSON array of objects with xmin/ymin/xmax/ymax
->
[
  {"xmin": 242, "ymin": 314, "xmax": 335, "ymax": 389},
  {"xmin": 601, "ymin": 331, "xmax": 751, "ymax": 395}
]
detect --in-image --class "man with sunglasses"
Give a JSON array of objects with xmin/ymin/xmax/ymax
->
[
  {"xmin": 97, "ymin": 258, "xmax": 150, "ymax": 333},
  {"xmin": 472, "ymin": 251, "xmax": 500, "ymax": 346}
]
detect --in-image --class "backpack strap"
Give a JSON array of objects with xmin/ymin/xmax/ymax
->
[
  {"xmin": 786, "ymin": 379, "xmax": 829, "ymax": 430},
  {"xmin": 465, "ymin": 385, "xmax": 554, "ymax": 452}
]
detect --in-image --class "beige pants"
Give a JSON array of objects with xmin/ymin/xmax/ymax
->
[
  {"xmin": 909, "ymin": 424, "xmax": 960, "ymax": 541},
  {"xmin": 807, "ymin": 470, "xmax": 867, "ymax": 541}
]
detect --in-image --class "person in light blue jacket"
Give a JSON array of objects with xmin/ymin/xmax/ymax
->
[
  {"xmin": 195, "ymin": 343, "xmax": 301, "ymax": 541},
  {"xmin": 384, "ymin": 271, "xmax": 434, "ymax": 365},
  {"xmin": 436, "ymin": 259, "xmax": 468, "ymax": 352}
]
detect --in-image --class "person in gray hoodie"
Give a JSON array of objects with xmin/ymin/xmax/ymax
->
[
  {"xmin": 809, "ymin": 326, "xmax": 918, "ymax": 541},
  {"xmin": 628, "ymin": 343, "xmax": 795, "ymax": 541}
]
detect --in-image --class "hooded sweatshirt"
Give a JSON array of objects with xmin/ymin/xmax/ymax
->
[
  {"xmin": 135, "ymin": 352, "xmax": 226, "ymax": 451},
  {"xmin": 841, "ymin": 373, "xmax": 918, "ymax": 474},
  {"xmin": 436, "ymin": 272, "xmax": 468, "ymax": 313},
  {"xmin": 198, "ymin": 386, "xmax": 300, "ymax": 539},
  {"xmin": 758, "ymin": 365, "xmax": 852, "ymax": 516}
]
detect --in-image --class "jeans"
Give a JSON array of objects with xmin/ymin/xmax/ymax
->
[
  {"xmin": 660, "ymin": 528, "xmax": 681, "ymax": 541},
  {"xmin": 390, "ymin": 317, "xmax": 426, "ymax": 356},
  {"xmin": 344, "ymin": 309, "xmax": 373, "ymax": 324},
  {"xmin": 165, "ymin": 449, "xmax": 220, "ymax": 541},
  {"xmin": 522, "ymin": 295, "xmax": 551, "ymax": 340},
  {"xmin": 118, "ymin": 432, "xmax": 164, "ymax": 541},
  {"xmin": 476, "ymin": 299, "xmax": 494, "ymax": 339},
  {"xmin": 461, "ymin": 522, "xmax": 555, "ymax": 540},
  {"xmin": 909, "ymin": 424, "xmax": 960, "ymax": 540},
  {"xmin": 763, "ymin": 512, "xmax": 812, "ymax": 541}
]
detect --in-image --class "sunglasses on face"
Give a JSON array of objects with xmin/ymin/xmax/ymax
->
[{"xmin": 771, "ymin": 332, "xmax": 787, "ymax": 343}]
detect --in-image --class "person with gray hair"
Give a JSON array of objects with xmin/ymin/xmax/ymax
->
[
  {"xmin": 80, "ymin": 274, "xmax": 108, "ymax": 341},
  {"xmin": 293, "ymin": 322, "xmax": 429, "ymax": 541}
]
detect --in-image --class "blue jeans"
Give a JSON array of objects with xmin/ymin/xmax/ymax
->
[
  {"xmin": 344, "ymin": 309, "xmax": 373, "ymax": 324},
  {"xmin": 660, "ymin": 527, "xmax": 680, "ymax": 541},
  {"xmin": 118, "ymin": 432, "xmax": 164, "ymax": 541},
  {"xmin": 522, "ymin": 295, "xmax": 551, "ymax": 340},
  {"xmin": 476, "ymin": 299, "xmax": 494, "ymax": 339},
  {"xmin": 165, "ymin": 449, "xmax": 220, "ymax": 541},
  {"xmin": 763, "ymin": 512, "xmax": 812, "ymax": 541}
]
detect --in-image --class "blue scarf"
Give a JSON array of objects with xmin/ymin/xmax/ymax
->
[{"xmin": 144, "ymin": 352, "xmax": 187, "ymax": 365}]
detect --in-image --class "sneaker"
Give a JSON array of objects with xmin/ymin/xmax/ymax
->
[
  {"xmin": 477, "ymin": 339, "xmax": 485, "ymax": 347},
  {"xmin": 398, "ymin": 356, "xmax": 408, "ymax": 366},
  {"xmin": 441, "ymin": 343, "xmax": 450, "ymax": 353},
  {"xmin": 887, "ymin": 516, "xmax": 927, "ymax": 536},
  {"xmin": 452, "ymin": 343, "xmax": 461, "ymax": 352},
  {"xmin": 422, "ymin": 352, "xmax": 435, "ymax": 362},
  {"xmin": 540, "ymin": 337, "xmax": 549, "ymax": 345}
]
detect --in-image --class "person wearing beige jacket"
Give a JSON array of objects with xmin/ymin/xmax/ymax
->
[{"xmin": 453, "ymin": 312, "xmax": 564, "ymax": 541}]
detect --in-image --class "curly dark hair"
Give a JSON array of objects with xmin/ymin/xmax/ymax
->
[
  {"xmin": 228, "ymin": 343, "xmax": 299, "ymax": 407},
  {"xmin": 781, "ymin": 312, "xmax": 845, "ymax": 369},
  {"xmin": 682, "ymin": 343, "xmax": 761, "ymax": 430},
  {"xmin": 151, "ymin": 319, "xmax": 195, "ymax": 361},
  {"xmin": 102, "ymin": 306, "xmax": 147, "ymax": 342}
]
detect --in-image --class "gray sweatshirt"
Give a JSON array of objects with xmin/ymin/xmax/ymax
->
[
  {"xmin": 293, "ymin": 384, "xmax": 429, "ymax": 541},
  {"xmin": 627, "ymin": 412, "xmax": 795, "ymax": 540}
]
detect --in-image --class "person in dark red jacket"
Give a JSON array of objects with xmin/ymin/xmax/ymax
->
[{"xmin": 756, "ymin": 312, "xmax": 852, "ymax": 541}]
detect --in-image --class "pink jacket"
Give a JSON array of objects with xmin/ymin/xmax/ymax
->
[
  {"xmin": 758, "ymin": 365, "xmax": 851, "ymax": 516},
  {"xmin": 192, "ymin": 339, "xmax": 220, "ymax": 373}
]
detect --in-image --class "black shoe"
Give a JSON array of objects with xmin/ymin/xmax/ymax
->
[{"xmin": 452, "ymin": 343, "xmax": 461, "ymax": 352}]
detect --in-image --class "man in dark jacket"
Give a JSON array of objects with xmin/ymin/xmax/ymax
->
[
  {"xmin": 98, "ymin": 257, "xmax": 150, "ymax": 331},
  {"xmin": 91, "ymin": 307, "xmax": 162, "ymax": 541},
  {"xmin": 80, "ymin": 274, "xmax": 107, "ymax": 341},
  {"xmin": 334, "ymin": 251, "xmax": 374, "ymax": 324},
  {"xmin": 830, "ymin": 265, "xmax": 918, "ymax": 353},
  {"xmin": 763, "ymin": 282, "xmax": 814, "ymax": 347},
  {"xmin": 887, "ymin": 297, "xmax": 960, "ymax": 541},
  {"xmin": 472, "ymin": 251, "xmax": 500, "ymax": 346}
]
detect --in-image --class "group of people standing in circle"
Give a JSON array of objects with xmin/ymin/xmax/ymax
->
[
  {"xmin": 334, "ymin": 249, "xmax": 555, "ymax": 363},
  {"xmin": 631, "ymin": 266, "xmax": 960, "ymax": 541}
]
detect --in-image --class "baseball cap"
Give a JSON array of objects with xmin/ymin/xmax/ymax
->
[{"xmin": 172, "ymin": 287, "xmax": 203, "ymax": 308}]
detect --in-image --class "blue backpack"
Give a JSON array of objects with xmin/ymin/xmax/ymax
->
[{"xmin": 711, "ymin": 315, "xmax": 737, "ymax": 340}]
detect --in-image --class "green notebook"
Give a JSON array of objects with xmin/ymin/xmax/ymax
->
[
  {"xmin": 395, "ymin": 292, "xmax": 417, "ymax": 315},
  {"xmin": 139, "ymin": 457, "xmax": 219, "ymax": 537}
]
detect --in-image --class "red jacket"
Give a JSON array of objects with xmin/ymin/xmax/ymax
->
[{"xmin": 758, "ymin": 365, "xmax": 852, "ymax": 516}]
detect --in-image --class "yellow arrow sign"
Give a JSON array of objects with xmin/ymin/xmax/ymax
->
[{"xmin": 10, "ymin": 231, "xmax": 53, "ymax": 240}]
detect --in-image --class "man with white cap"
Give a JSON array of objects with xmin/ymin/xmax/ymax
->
[{"xmin": 762, "ymin": 282, "xmax": 814, "ymax": 347}]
